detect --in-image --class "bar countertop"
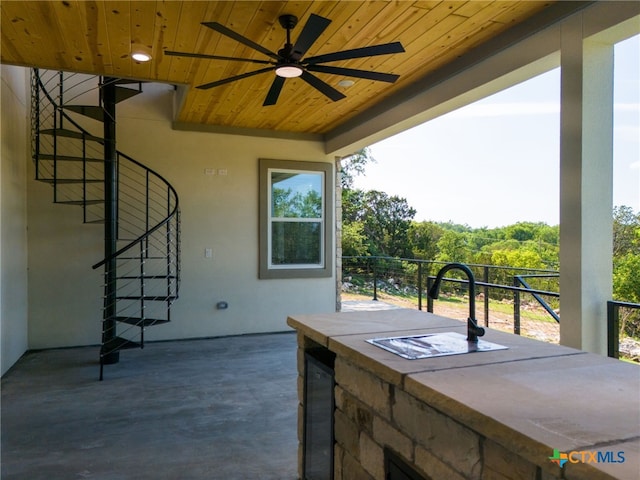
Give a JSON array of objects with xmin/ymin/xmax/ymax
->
[{"xmin": 287, "ymin": 309, "xmax": 640, "ymax": 480}]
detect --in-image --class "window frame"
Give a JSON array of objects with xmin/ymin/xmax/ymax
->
[{"xmin": 259, "ymin": 159, "xmax": 334, "ymax": 279}]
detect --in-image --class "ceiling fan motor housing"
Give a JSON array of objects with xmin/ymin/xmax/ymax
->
[{"xmin": 278, "ymin": 14, "xmax": 298, "ymax": 30}]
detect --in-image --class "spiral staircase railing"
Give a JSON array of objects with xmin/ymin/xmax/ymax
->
[{"xmin": 31, "ymin": 69, "xmax": 181, "ymax": 379}]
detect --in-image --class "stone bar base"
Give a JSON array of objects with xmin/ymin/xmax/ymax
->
[
  {"xmin": 289, "ymin": 310, "xmax": 639, "ymax": 480},
  {"xmin": 332, "ymin": 356, "xmax": 540, "ymax": 480}
]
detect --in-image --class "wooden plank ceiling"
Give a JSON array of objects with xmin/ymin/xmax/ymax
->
[{"xmin": 1, "ymin": 1, "xmax": 555, "ymax": 134}]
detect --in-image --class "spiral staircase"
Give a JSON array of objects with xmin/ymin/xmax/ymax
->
[{"xmin": 31, "ymin": 70, "xmax": 181, "ymax": 379}]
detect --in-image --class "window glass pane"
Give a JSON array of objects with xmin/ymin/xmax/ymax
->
[
  {"xmin": 259, "ymin": 159, "xmax": 333, "ymax": 279},
  {"xmin": 271, "ymin": 171, "xmax": 322, "ymax": 218},
  {"xmin": 271, "ymin": 222, "xmax": 322, "ymax": 265}
]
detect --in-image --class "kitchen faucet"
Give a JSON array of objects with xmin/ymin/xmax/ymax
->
[{"xmin": 428, "ymin": 262, "xmax": 485, "ymax": 343}]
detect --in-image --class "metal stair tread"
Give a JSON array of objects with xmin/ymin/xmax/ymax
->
[
  {"xmin": 63, "ymin": 105, "xmax": 105, "ymax": 122},
  {"xmin": 115, "ymin": 295, "xmax": 178, "ymax": 301},
  {"xmin": 37, "ymin": 153, "xmax": 103, "ymax": 163},
  {"xmin": 117, "ymin": 275, "xmax": 178, "ymax": 279},
  {"xmin": 114, "ymin": 316, "xmax": 170, "ymax": 327},
  {"xmin": 100, "ymin": 336, "xmax": 141, "ymax": 355},
  {"xmin": 113, "ymin": 79, "xmax": 148, "ymax": 85},
  {"xmin": 56, "ymin": 200, "xmax": 105, "ymax": 206},
  {"xmin": 114, "ymin": 86, "xmax": 142, "ymax": 103},
  {"xmin": 116, "ymin": 256, "xmax": 169, "ymax": 260},
  {"xmin": 39, "ymin": 178, "xmax": 104, "ymax": 184},
  {"xmin": 39, "ymin": 128, "xmax": 102, "ymax": 142}
]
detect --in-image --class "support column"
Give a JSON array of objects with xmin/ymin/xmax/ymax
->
[
  {"xmin": 559, "ymin": 15, "xmax": 614, "ymax": 355},
  {"xmin": 101, "ymin": 78, "xmax": 119, "ymax": 364}
]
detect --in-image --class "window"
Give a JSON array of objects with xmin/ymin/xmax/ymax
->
[{"xmin": 259, "ymin": 159, "xmax": 333, "ymax": 279}]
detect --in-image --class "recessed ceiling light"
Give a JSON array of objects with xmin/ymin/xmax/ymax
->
[
  {"xmin": 132, "ymin": 52, "xmax": 152, "ymax": 62},
  {"xmin": 338, "ymin": 79, "xmax": 355, "ymax": 88}
]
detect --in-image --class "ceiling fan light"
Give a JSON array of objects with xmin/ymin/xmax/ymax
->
[{"xmin": 275, "ymin": 64, "xmax": 303, "ymax": 78}]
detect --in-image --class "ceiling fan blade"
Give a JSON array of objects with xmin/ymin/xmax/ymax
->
[
  {"xmin": 306, "ymin": 65, "xmax": 399, "ymax": 83},
  {"xmin": 202, "ymin": 22, "xmax": 280, "ymax": 60},
  {"xmin": 303, "ymin": 42, "xmax": 405, "ymax": 65},
  {"xmin": 164, "ymin": 50, "xmax": 274, "ymax": 65},
  {"xmin": 292, "ymin": 14, "xmax": 331, "ymax": 59},
  {"xmin": 300, "ymin": 71, "xmax": 346, "ymax": 102},
  {"xmin": 196, "ymin": 67, "xmax": 275, "ymax": 90},
  {"xmin": 263, "ymin": 76, "xmax": 286, "ymax": 106}
]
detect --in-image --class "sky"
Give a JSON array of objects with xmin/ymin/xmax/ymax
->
[{"xmin": 354, "ymin": 35, "xmax": 639, "ymax": 229}]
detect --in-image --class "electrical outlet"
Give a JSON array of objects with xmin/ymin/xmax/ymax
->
[
  {"xmin": 218, "ymin": 169, "xmax": 228, "ymax": 176},
  {"xmin": 205, "ymin": 168, "xmax": 216, "ymax": 176},
  {"xmin": 205, "ymin": 248, "xmax": 212, "ymax": 258}
]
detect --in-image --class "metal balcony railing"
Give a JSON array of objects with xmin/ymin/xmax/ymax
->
[{"xmin": 342, "ymin": 256, "xmax": 639, "ymax": 360}]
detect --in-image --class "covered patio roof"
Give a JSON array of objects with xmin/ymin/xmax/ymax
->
[
  {"xmin": 1, "ymin": 2, "xmax": 638, "ymax": 354},
  {"xmin": 0, "ymin": 1, "xmax": 590, "ymax": 144}
]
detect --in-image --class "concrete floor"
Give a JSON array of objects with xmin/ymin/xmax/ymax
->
[{"xmin": 1, "ymin": 332, "xmax": 299, "ymax": 480}]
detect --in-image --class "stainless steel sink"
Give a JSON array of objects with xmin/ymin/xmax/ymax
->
[{"xmin": 366, "ymin": 332, "xmax": 508, "ymax": 359}]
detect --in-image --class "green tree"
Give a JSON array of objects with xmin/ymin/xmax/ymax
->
[
  {"xmin": 340, "ymin": 147, "xmax": 376, "ymax": 189},
  {"xmin": 407, "ymin": 221, "xmax": 444, "ymax": 260},
  {"xmin": 491, "ymin": 249, "xmax": 544, "ymax": 270},
  {"xmin": 613, "ymin": 253, "xmax": 640, "ymax": 338},
  {"xmin": 272, "ymin": 188, "xmax": 321, "ymax": 217},
  {"xmin": 505, "ymin": 222, "xmax": 539, "ymax": 241},
  {"xmin": 614, "ymin": 253, "xmax": 640, "ymax": 303},
  {"xmin": 359, "ymin": 190, "xmax": 416, "ymax": 257},
  {"xmin": 611, "ymin": 206, "xmax": 640, "ymax": 338},
  {"xmin": 342, "ymin": 188, "xmax": 366, "ymax": 224},
  {"xmin": 613, "ymin": 205, "xmax": 640, "ymax": 257},
  {"xmin": 435, "ymin": 230, "xmax": 470, "ymax": 263},
  {"xmin": 342, "ymin": 221, "xmax": 369, "ymax": 257},
  {"xmin": 340, "ymin": 148, "xmax": 421, "ymax": 258}
]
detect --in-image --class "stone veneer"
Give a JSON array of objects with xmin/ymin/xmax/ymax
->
[
  {"xmin": 297, "ymin": 334, "xmax": 549, "ymax": 480},
  {"xmin": 332, "ymin": 356, "xmax": 542, "ymax": 480}
]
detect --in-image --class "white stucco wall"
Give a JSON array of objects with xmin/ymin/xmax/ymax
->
[
  {"xmin": 27, "ymin": 165, "xmax": 104, "ymax": 349},
  {"xmin": 26, "ymin": 80, "xmax": 336, "ymax": 348},
  {"xmin": 1, "ymin": 65, "xmax": 29, "ymax": 375}
]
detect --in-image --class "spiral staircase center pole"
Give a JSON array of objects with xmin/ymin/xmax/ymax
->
[{"xmin": 101, "ymin": 78, "xmax": 119, "ymax": 366}]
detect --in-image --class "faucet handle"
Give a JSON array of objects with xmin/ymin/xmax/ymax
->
[{"xmin": 467, "ymin": 318, "xmax": 485, "ymax": 342}]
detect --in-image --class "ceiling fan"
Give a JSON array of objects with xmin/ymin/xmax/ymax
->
[{"xmin": 165, "ymin": 13, "xmax": 405, "ymax": 106}]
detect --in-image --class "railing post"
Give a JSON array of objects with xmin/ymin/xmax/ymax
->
[
  {"xmin": 372, "ymin": 257, "xmax": 378, "ymax": 301},
  {"xmin": 139, "ymin": 239, "xmax": 145, "ymax": 347},
  {"xmin": 513, "ymin": 277, "xmax": 521, "ymax": 335},
  {"xmin": 483, "ymin": 266, "xmax": 489, "ymax": 327},
  {"xmin": 607, "ymin": 301, "xmax": 619, "ymax": 359},
  {"xmin": 52, "ymin": 85, "xmax": 58, "ymax": 203},
  {"xmin": 58, "ymin": 71, "xmax": 64, "ymax": 129},
  {"xmin": 101, "ymin": 76, "xmax": 119, "ymax": 366},
  {"xmin": 82, "ymin": 136, "xmax": 87, "ymax": 223},
  {"xmin": 145, "ymin": 170, "xmax": 150, "ymax": 256},
  {"xmin": 33, "ymin": 69, "xmax": 41, "ymax": 179},
  {"xmin": 426, "ymin": 277, "xmax": 434, "ymax": 313},
  {"xmin": 417, "ymin": 262, "xmax": 423, "ymax": 311},
  {"xmin": 166, "ymin": 185, "xmax": 173, "ymax": 306}
]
